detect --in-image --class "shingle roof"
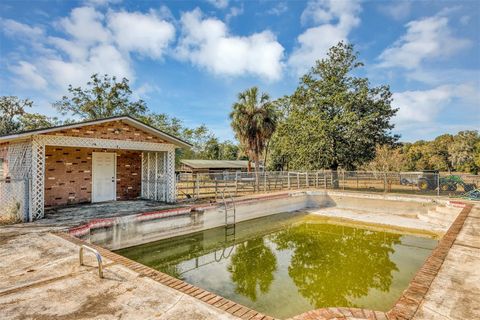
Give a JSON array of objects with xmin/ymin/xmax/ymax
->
[{"xmin": 180, "ymin": 159, "xmax": 251, "ymax": 169}]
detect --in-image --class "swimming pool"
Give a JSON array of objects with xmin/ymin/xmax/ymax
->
[{"xmin": 115, "ymin": 211, "xmax": 437, "ymax": 319}]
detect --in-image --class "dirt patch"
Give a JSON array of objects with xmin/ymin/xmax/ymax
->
[{"xmin": 0, "ymin": 234, "xmax": 17, "ymax": 246}]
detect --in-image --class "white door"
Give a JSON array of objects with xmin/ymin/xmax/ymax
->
[{"xmin": 92, "ymin": 152, "xmax": 116, "ymax": 202}]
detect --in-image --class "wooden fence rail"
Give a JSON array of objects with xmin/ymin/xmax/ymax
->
[{"xmin": 175, "ymin": 171, "xmax": 480, "ymax": 201}]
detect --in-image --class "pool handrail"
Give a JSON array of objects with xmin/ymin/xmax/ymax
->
[{"xmin": 79, "ymin": 245, "xmax": 104, "ymax": 278}]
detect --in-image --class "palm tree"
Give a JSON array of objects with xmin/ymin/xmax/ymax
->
[{"xmin": 230, "ymin": 87, "xmax": 277, "ymax": 191}]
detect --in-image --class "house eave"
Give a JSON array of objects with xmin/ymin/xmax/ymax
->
[{"xmin": 0, "ymin": 116, "xmax": 192, "ymax": 149}]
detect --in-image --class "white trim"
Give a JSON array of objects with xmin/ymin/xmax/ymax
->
[
  {"xmin": 39, "ymin": 135, "xmax": 176, "ymax": 152},
  {"xmin": 0, "ymin": 116, "xmax": 191, "ymax": 148}
]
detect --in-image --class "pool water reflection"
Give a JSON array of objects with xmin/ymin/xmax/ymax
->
[{"xmin": 116, "ymin": 212, "xmax": 437, "ymax": 319}]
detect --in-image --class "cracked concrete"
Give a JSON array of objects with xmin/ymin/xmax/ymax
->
[{"xmin": 0, "ymin": 232, "xmax": 239, "ymax": 320}]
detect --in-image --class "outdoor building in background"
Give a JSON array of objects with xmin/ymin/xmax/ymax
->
[
  {"xmin": 179, "ymin": 159, "xmax": 262, "ymax": 174},
  {"xmin": 0, "ymin": 116, "xmax": 190, "ymax": 221}
]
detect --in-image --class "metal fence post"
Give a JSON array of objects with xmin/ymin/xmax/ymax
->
[
  {"xmin": 264, "ymin": 171, "xmax": 267, "ymax": 192},
  {"xmin": 288, "ymin": 172, "xmax": 291, "ymax": 189},
  {"xmin": 384, "ymin": 172, "xmax": 387, "ymax": 193},
  {"xmin": 297, "ymin": 172, "xmax": 300, "ymax": 189},
  {"xmin": 306, "ymin": 172, "xmax": 309, "ymax": 188},
  {"xmin": 235, "ymin": 172, "xmax": 238, "ymax": 196},
  {"xmin": 437, "ymin": 173, "xmax": 440, "ymax": 196},
  {"xmin": 342, "ymin": 171, "xmax": 345, "ymax": 190}
]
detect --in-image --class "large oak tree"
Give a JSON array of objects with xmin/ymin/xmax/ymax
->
[{"xmin": 275, "ymin": 42, "xmax": 398, "ymax": 184}]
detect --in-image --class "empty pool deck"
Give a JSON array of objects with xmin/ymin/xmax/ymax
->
[
  {"xmin": 412, "ymin": 205, "xmax": 480, "ymax": 320},
  {"xmin": 0, "ymin": 191, "xmax": 478, "ymax": 320},
  {"xmin": 0, "ymin": 231, "xmax": 254, "ymax": 320}
]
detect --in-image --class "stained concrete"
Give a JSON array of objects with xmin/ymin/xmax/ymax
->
[
  {"xmin": 413, "ymin": 206, "xmax": 480, "ymax": 320},
  {"xmin": 306, "ymin": 193, "xmax": 462, "ymax": 238},
  {"xmin": 307, "ymin": 207, "xmax": 443, "ymax": 238},
  {"xmin": 0, "ymin": 232, "xmax": 238, "ymax": 320},
  {"xmin": 39, "ymin": 200, "xmax": 183, "ymax": 228}
]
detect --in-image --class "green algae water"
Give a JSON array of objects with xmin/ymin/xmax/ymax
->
[{"xmin": 116, "ymin": 212, "xmax": 437, "ymax": 319}]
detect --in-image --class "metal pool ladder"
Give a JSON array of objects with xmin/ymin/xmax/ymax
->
[
  {"xmin": 222, "ymin": 190, "xmax": 236, "ymax": 237},
  {"xmin": 79, "ymin": 245, "xmax": 104, "ymax": 278}
]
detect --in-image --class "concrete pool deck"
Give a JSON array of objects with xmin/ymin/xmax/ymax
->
[
  {"xmin": 0, "ymin": 231, "xmax": 252, "ymax": 320},
  {"xmin": 0, "ymin": 191, "xmax": 478, "ymax": 320},
  {"xmin": 413, "ymin": 205, "xmax": 480, "ymax": 320}
]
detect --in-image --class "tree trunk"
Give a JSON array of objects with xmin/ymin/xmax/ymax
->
[
  {"xmin": 254, "ymin": 154, "xmax": 260, "ymax": 192},
  {"xmin": 331, "ymin": 163, "xmax": 339, "ymax": 189},
  {"xmin": 263, "ymin": 140, "xmax": 270, "ymax": 171},
  {"xmin": 247, "ymin": 160, "xmax": 252, "ymax": 173}
]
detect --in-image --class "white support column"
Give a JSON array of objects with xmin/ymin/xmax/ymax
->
[
  {"xmin": 30, "ymin": 137, "xmax": 45, "ymax": 221},
  {"xmin": 141, "ymin": 152, "xmax": 148, "ymax": 198},
  {"xmin": 166, "ymin": 149, "xmax": 176, "ymax": 203},
  {"xmin": 154, "ymin": 152, "xmax": 158, "ymax": 201}
]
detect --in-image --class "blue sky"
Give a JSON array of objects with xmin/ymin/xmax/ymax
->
[{"xmin": 1, "ymin": 0, "xmax": 479, "ymax": 142}]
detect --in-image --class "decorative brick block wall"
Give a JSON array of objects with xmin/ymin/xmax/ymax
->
[
  {"xmin": 44, "ymin": 146, "xmax": 142, "ymax": 207},
  {"xmin": 41, "ymin": 120, "xmax": 166, "ymax": 143}
]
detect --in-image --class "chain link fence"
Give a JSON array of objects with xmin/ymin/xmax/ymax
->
[
  {"xmin": 176, "ymin": 170, "xmax": 480, "ymax": 202},
  {"xmin": 0, "ymin": 178, "xmax": 29, "ymax": 224}
]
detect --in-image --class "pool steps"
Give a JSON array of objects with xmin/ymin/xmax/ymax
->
[{"xmin": 417, "ymin": 205, "xmax": 460, "ymax": 228}]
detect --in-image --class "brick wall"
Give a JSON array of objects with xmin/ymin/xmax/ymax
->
[
  {"xmin": 44, "ymin": 146, "xmax": 142, "ymax": 207},
  {"xmin": 41, "ymin": 120, "xmax": 166, "ymax": 143}
]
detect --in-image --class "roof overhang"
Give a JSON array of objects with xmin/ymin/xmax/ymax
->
[
  {"xmin": 180, "ymin": 159, "xmax": 256, "ymax": 169},
  {"xmin": 0, "ymin": 116, "xmax": 192, "ymax": 149}
]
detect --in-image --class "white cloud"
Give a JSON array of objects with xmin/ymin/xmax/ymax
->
[
  {"xmin": 41, "ymin": 44, "xmax": 133, "ymax": 90},
  {"xmin": 176, "ymin": 9, "xmax": 284, "ymax": 81},
  {"xmin": 206, "ymin": 0, "xmax": 229, "ymax": 10},
  {"xmin": 48, "ymin": 36, "xmax": 89, "ymax": 61},
  {"xmin": 2, "ymin": 6, "xmax": 175, "ymax": 96},
  {"xmin": 379, "ymin": 1, "xmax": 411, "ymax": 21},
  {"xmin": 406, "ymin": 68, "xmax": 480, "ymax": 86},
  {"xmin": 58, "ymin": 6, "xmax": 111, "ymax": 45},
  {"xmin": 108, "ymin": 10, "xmax": 175, "ymax": 58},
  {"xmin": 1, "ymin": 19, "xmax": 44, "ymax": 39},
  {"xmin": 378, "ymin": 16, "xmax": 471, "ymax": 69},
  {"xmin": 392, "ymin": 84, "xmax": 477, "ymax": 126},
  {"xmin": 83, "ymin": 0, "xmax": 122, "ymax": 7},
  {"xmin": 460, "ymin": 15, "xmax": 470, "ymax": 26},
  {"xmin": 9, "ymin": 61, "xmax": 48, "ymax": 89},
  {"xmin": 288, "ymin": 0, "xmax": 361, "ymax": 75},
  {"xmin": 225, "ymin": 5, "xmax": 243, "ymax": 22},
  {"xmin": 267, "ymin": 2, "xmax": 288, "ymax": 16}
]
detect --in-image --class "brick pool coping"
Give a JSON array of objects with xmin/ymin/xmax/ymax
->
[{"xmin": 59, "ymin": 197, "xmax": 473, "ymax": 320}]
